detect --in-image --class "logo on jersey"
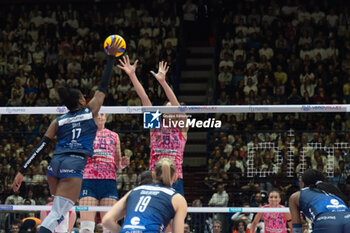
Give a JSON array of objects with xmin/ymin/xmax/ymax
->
[
  {"xmin": 330, "ymin": 199, "xmax": 339, "ymax": 205},
  {"xmin": 326, "ymin": 198, "xmax": 347, "ymax": 209},
  {"xmin": 143, "ymin": 111, "xmax": 161, "ymax": 129},
  {"xmin": 130, "ymin": 217, "xmax": 140, "ymax": 225}
]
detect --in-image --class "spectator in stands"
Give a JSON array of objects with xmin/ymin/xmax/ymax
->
[
  {"xmin": 219, "ymin": 53, "xmax": 234, "ymax": 73},
  {"xmin": 5, "ymin": 191, "xmax": 23, "ymax": 205},
  {"xmin": 208, "ymin": 184, "xmax": 229, "ymax": 207},
  {"xmin": 8, "ymin": 223, "xmax": 20, "ymax": 233},
  {"xmin": 184, "ymin": 223, "xmax": 192, "ymax": 233},
  {"xmin": 212, "ymin": 220, "xmax": 223, "ymax": 233}
]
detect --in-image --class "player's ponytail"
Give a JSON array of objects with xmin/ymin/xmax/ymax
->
[
  {"xmin": 58, "ymin": 87, "xmax": 82, "ymax": 111},
  {"xmin": 302, "ymin": 169, "xmax": 348, "ymax": 205},
  {"xmin": 154, "ymin": 158, "xmax": 176, "ymax": 187}
]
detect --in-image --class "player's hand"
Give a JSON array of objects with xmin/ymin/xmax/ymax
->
[
  {"xmin": 119, "ymin": 156, "xmax": 130, "ymax": 170},
  {"xmin": 150, "ymin": 61, "xmax": 169, "ymax": 83},
  {"xmin": 12, "ymin": 172, "xmax": 23, "ymax": 192},
  {"xmin": 117, "ymin": 55, "xmax": 139, "ymax": 76},
  {"xmin": 106, "ymin": 36, "xmax": 124, "ymax": 56}
]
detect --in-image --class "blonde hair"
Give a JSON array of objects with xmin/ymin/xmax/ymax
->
[{"xmin": 154, "ymin": 158, "xmax": 177, "ymax": 187}]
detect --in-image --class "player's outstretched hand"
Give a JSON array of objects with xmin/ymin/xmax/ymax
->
[
  {"xmin": 150, "ymin": 61, "xmax": 170, "ymax": 83},
  {"xmin": 117, "ymin": 55, "xmax": 139, "ymax": 77},
  {"xmin": 12, "ymin": 172, "xmax": 23, "ymax": 192},
  {"xmin": 106, "ymin": 36, "xmax": 124, "ymax": 56}
]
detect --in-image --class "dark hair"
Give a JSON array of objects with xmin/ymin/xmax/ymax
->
[
  {"xmin": 58, "ymin": 87, "xmax": 82, "ymax": 111},
  {"xmin": 268, "ymin": 188, "xmax": 281, "ymax": 197},
  {"xmin": 302, "ymin": 169, "xmax": 348, "ymax": 204},
  {"xmin": 234, "ymin": 219, "xmax": 247, "ymax": 231},
  {"xmin": 140, "ymin": 170, "xmax": 153, "ymax": 185}
]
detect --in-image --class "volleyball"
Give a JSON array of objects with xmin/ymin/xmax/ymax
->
[{"xmin": 104, "ymin": 34, "xmax": 126, "ymax": 57}]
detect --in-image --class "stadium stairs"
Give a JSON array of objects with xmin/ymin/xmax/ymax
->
[{"xmin": 179, "ymin": 41, "xmax": 215, "ymax": 202}]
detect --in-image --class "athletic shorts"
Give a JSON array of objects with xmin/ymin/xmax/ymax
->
[
  {"xmin": 47, "ymin": 154, "xmax": 87, "ymax": 179},
  {"xmin": 172, "ymin": 178, "xmax": 184, "ymax": 196},
  {"xmin": 313, "ymin": 211, "xmax": 350, "ymax": 233},
  {"xmin": 80, "ymin": 179, "xmax": 118, "ymax": 200}
]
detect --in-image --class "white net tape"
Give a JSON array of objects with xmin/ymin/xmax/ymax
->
[
  {"xmin": 0, "ymin": 104, "xmax": 348, "ymax": 114},
  {"xmin": 0, "ymin": 205, "xmax": 289, "ymax": 213}
]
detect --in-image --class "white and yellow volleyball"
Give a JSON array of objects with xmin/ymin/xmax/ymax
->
[{"xmin": 104, "ymin": 34, "xmax": 126, "ymax": 57}]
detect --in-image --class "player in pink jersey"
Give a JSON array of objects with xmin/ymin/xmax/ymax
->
[
  {"xmin": 118, "ymin": 56, "xmax": 189, "ymax": 196},
  {"xmin": 79, "ymin": 113, "xmax": 130, "ymax": 233},
  {"xmin": 250, "ymin": 190, "xmax": 293, "ymax": 233}
]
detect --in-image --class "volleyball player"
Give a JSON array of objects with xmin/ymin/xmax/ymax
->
[
  {"xmin": 289, "ymin": 169, "xmax": 350, "ymax": 233},
  {"xmin": 79, "ymin": 113, "xmax": 130, "ymax": 233},
  {"xmin": 12, "ymin": 38, "xmax": 120, "ymax": 233},
  {"xmin": 250, "ymin": 189, "xmax": 293, "ymax": 233},
  {"xmin": 118, "ymin": 55, "xmax": 188, "ymax": 196},
  {"xmin": 102, "ymin": 158, "xmax": 188, "ymax": 233}
]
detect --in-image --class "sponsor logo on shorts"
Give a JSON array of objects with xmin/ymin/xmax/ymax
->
[
  {"xmin": 317, "ymin": 216, "xmax": 336, "ymax": 221},
  {"xmin": 60, "ymin": 169, "xmax": 75, "ymax": 173}
]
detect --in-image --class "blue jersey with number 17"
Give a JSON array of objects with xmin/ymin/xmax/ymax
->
[
  {"xmin": 120, "ymin": 183, "xmax": 176, "ymax": 233},
  {"xmin": 54, "ymin": 107, "xmax": 97, "ymax": 157}
]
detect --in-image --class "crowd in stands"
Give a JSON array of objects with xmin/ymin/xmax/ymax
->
[{"xmin": 3, "ymin": 0, "xmax": 350, "ymax": 232}]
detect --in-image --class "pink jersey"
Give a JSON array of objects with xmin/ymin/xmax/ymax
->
[
  {"xmin": 262, "ymin": 204, "xmax": 287, "ymax": 233},
  {"xmin": 83, "ymin": 128, "xmax": 118, "ymax": 180},
  {"xmin": 149, "ymin": 127, "xmax": 186, "ymax": 178}
]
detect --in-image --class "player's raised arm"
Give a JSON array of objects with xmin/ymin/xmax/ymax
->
[
  {"xmin": 151, "ymin": 61, "xmax": 180, "ymax": 106},
  {"xmin": 118, "ymin": 55, "xmax": 152, "ymax": 106},
  {"xmin": 88, "ymin": 37, "xmax": 123, "ymax": 116},
  {"xmin": 151, "ymin": 61, "xmax": 189, "ymax": 135}
]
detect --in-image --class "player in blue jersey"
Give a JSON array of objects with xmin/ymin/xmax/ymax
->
[
  {"xmin": 11, "ymin": 38, "xmax": 122, "ymax": 233},
  {"xmin": 102, "ymin": 158, "xmax": 188, "ymax": 233},
  {"xmin": 289, "ymin": 169, "xmax": 350, "ymax": 233}
]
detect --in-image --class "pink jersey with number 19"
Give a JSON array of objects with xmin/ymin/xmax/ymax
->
[
  {"xmin": 149, "ymin": 127, "xmax": 186, "ymax": 178},
  {"xmin": 83, "ymin": 128, "xmax": 118, "ymax": 180}
]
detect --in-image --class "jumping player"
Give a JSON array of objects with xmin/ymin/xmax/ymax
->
[
  {"xmin": 289, "ymin": 169, "xmax": 350, "ymax": 233},
  {"xmin": 118, "ymin": 55, "xmax": 188, "ymax": 196},
  {"xmin": 250, "ymin": 189, "xmax": 293, "ymax": 233},
  {"xmin": 79, "ymin": 113, "xmax": 129, "ymax": 233},
  {"xmin": 12, "ymin": 38, "xmax": 121, "ymax": 233},
  {"xmin": 102, "ymin": 158, "xmax": 188, "ymax": 233}
]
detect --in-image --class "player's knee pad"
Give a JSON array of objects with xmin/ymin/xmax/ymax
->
[
  {"xmin": 79, "ymin": 221, "xmax": 95, "ymax": 233},
  {"xmin": 41, "ymin": 196, "xmax": 74, "ymax": 232},
  {"xmin": 55, "ymin": 212, "xmax": 69, "ymax": 233}
]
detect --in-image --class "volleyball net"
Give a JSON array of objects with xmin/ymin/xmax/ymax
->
[{"xmin": 0, "ymin": 104, "xmax": 348, "ymax": 232}]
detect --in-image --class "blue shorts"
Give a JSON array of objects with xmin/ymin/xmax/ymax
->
[
  {"xmin": 172, "ymin": 178, "xmax": 184, "ymax": 196},
  {"xmin": 80, "ymin": 179, "xmax": 118, "ymax": 200},
  {"xmin": 313, "ymin": 211, "xmax": 350, "ymax": 233},
  {"xmin": 47, "ymin": 154, "xmax": 87, "ymax": 179}
]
